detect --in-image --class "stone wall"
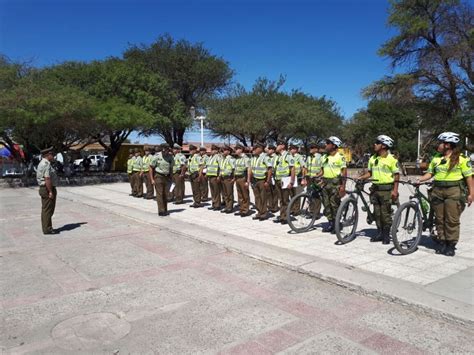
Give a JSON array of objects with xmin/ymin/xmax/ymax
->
[{"xmin": 0, "ymin": 173, "xmax": 129, "ymax": 189}]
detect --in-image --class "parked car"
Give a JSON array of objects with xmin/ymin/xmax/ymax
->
[{"xmin": 74, "ymin": 154, "xmax": 107, "ymax": 168}]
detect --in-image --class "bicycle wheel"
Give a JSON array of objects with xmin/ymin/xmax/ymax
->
[
  {"xmin": 391, "ymin": 201, "xmax": 422, "ymax": 255},
  {"xmin": 287, "ymin": 192, "xmax": 317, "ymax": 233},
  {"xmin": 335, "ymin": 197, "xmax": 359, "ymax": 243}
]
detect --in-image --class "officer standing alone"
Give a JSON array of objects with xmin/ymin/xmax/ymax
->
[{"xmin": 36, "ymin": 147, "xmax": 59, "ymax": 234}]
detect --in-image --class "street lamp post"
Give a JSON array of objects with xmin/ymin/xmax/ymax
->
[{"xmin": 190, "ymin": 106, "xmax": 206, "ymax": 147}]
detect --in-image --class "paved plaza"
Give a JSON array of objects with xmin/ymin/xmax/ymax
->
[{"xmin": 1, "ymin": 183, "xmax": 473, "ymax": 353}]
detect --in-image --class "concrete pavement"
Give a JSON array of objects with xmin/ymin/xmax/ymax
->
[
  {"xmin": 1, "ymin": 186, "xmax": 473, "ymax": 353},
  {"xmin": 51, "ymin": 181, "xmax": 474, "ymax": 324}
]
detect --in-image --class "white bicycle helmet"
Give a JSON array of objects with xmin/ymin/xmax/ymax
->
[
  {"xmin": 376, "ymin": 135, "xmax": 394, "ymax": 148},
  {"xmin": 437, "ymin": 132, "xmax": 460, "ymax": 144},
  {"xmin": 326, "ymin": 136, "xmax": 343, "ymax": 147}
]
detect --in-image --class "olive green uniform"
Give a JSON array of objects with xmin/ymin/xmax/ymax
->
[
  {"xmin": 201, "ymin": 154, "xmax": 210, "ymax": 201},
  {"xmin": 220, "ymin": 155, "xmax": 236, "ymax": 211},
  {"xmin": 367, "ymin": 153, "xmax": 399, "ymax": 231},
  {"xmin": 142, "ymin": 154, "xmax": 154, "ymax": 199},
  {"xmin": 274, "ymin": 151, "xmax": 295, "ymax": 221},
  {"xmin": 321, "ymin": 152, "xmax": 346, "ymax": 222},
  {"xmin": 251, "ymin": 153, "xmax": 272, "ymax": 218},
  {"xmin": 267, "ymin": 154, "xmax": 279, "ymax": 212},
  {"xmin": 150, "ymin": 152, "xmax": 173, "ymax": 214},
  {"xmin": 235, "ymin": 153, "xmax": 251, "ymax": 215},
  {"xmin": 428, "ymin": 155, "xmax": 472, "ymax": 245},
  {"xmin": 132, "ymin": 155, "xmax": 144, "ymax": 197},
  {"xmin": 36, "ymin": 158, "xmax": 58, "ymax": 234},
  {"xmin": 189, "ymin": 153, "xmax": 204, "ymax": 205},
  {"xmin": 306, "ymin": 152, "xmax": 323, "ymax": 216},
  {"xmin": 206, "ymin": 154, "xmax": 222, "ymax": 209},
  {"xmin": 172, "ymin": 152, "xmax": 187, "ymax": 204},
  {"xmin": 127, "ymin": 156, "xmax": 135, "ymax": 195}
]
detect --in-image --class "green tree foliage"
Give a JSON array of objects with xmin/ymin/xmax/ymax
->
[
  {"xmin": 124, "ymin": 34, "xmax": 234, "ymax": 144},
  {"xmin": 343, "ymin": 100, "xmax": 420, "ymax": 161},
  {"xmin": 207, "ymin": 77, "xmax": 343, "ymax": 147},
  {"xmin": 42, "ymin": 59, "xmax": 163, "ymax": 168},
  {"xmin": 367, "ymin": 0, "xmax": 473, "ymax": 117}
]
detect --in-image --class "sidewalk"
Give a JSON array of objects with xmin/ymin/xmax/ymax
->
[{"xmin": 56, "ymin": 182, "xmax": 473, "ymax": 323}]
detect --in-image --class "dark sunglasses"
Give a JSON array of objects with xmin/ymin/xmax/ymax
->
[{"xmin": 374, "ymin": 140, "xmax": 383, "ymax": 145}]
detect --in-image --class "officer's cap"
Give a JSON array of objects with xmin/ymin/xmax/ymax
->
[
  {"xmin": 309, "ymin": 141, "xmax": 319, "ymax": 149},
  {"xmin": 160, "ymin": 143, "xmax": 170, "ymax": 149},
  {"xmin": 211, "ymin": 144, "xmax": 220, "ymax": 151},
  {"xmin": 199, "ymin": 146, "xmax": 207, "ymax": 152},
  {"xmin": 253, "ymin": 142, "xmax": 265, "ymax": 149},
  {"xmin": 188, "ymin": 144, "xmax": 198, "ymax": 151},
  {"xmin": 40, "ymin": 147, "xmax": 54, "ymax": 155},
  {"xmin": 276, "ymin": 140, "xmax": 287, "ymax": 147},
  {"xmin": 173, "ymin": 143, "xmax": 182, "ymax": 149},
  {"xmin": 129, "ymin": 149, "xmax": 134, "ymax": 154},
  {"xmin": 234, "ymin": 144, "xmax": 245, "ymax": 151},
  {"xmin": 223, "ymin": 145, "xmax": 233, "ymax": 153},
  {"xmin": 267, "ymin": 144, "xmax": 276, "ymax": 150},
  {"xmin": 134, "ymin": 148, "xmax": 140, "ymax": 153}
]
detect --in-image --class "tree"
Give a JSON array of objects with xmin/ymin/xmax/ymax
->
[
  {"xmin": 343, "ymin": 100, "xmax": 421, "ymax": 161},
  {"xmin": 368, "ymin": 0, "xmax": 473, "ymax": 117},
  {"xmin": 42, "ymin": 59, "xmax": 166, "ymax": 169},
  {"xmin": 0, "ymin": 74, "xmax": 98, "ymax": 160},
  {"xmin": 124, "ymin": 34, "xmax": 234, "ymax": 145},
  {"xmin": 207, "ymin": 77, "xmax": 343, "ymax": 146}
]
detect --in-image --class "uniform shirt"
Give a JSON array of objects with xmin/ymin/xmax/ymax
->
[
  {"xmin": 150, "ymin": 152, "xmax": 173, "ymax": 176},
  {"xmin": 132, "ymin": 156, "xmax": 143, "ymax": 172},
  {"xmin": 220, "ymin": 155, "xmax": 236, "ymax": 177},
  {"xmin": 306, "ymin": 153, "xmax": 322, "ymax": 177},
  {"xmin": 189, "ymin": 153, "xmax": 204, "ymax": 174},
  {"xmin": 142, "ymin": 154, "xmax": 153, "ymax": 173},
  {"xmin": 173, "ymin": 153, "xmax": 187, "ymax": 174},
  {"xmin": 368, "ymin": 153, "xmax": 399, "ymax": 184},
  {"xmin": 126, "ymin": 157, "xmax": 135, "ymax": 174},
  {"xmin": 36, "ymin": 158, "xmax": 58, "ymax": 186},
  {"xmin": 235, "ymin": 154, "xmax": 250, "ymax": 176},
  {"xmin": 427, "ymin": 155, "xmax": 473, "ymax": 181},
  {"xmin": 292, "ymin": 153, "xmax": 306, "ymax": 176},
  {"xmin": 322, "ymin": 152, "xmax": 346, "ymax": 179},
  {"xmin": 206, "ymin": 154, "xmax": 221, "ymax": 177},
  {"xmin": 275, "ymin": 150, "xmax": 295, "ymax": 180},
  {"xmin": 251, "ymin": 153, "xmax": 272, "ymax": 180}
]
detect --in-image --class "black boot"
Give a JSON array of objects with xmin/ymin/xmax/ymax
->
[
  {"xmin": 444, "ymin": 243, "xmax": 456, "ymax": 257},
  {"xmin": 322, "ymin": 221, "xmax": 334, "ymax": 233},
  {"xmin": 435, "ymin": 241, "xmax": 447, "ymax": 254},
  {"xmin": 370, "ymin": 228, "xmax": 383, "ymax": 242},
  {"xmin": 382, "ymin": 227, "xmax": 391, "ymax": 245}
]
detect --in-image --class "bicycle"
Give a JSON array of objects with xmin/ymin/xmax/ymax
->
[
  {"xmin": 391, "ymin": 181, "xmax": 434, "ymax": 255},
  {"xmin": 287, "ymin": 180, "xmax": 323, "ymax": 233},
  {"xmin": 334, "ymin": 177, "xmax": 378, "ymax": 244}
]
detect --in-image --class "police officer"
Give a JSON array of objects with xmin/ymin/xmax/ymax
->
[
  {"xmin": 131, "ymin": 148, "xmax": 144, "ymax": 197},
  {"xmin": 188, "ymin": 144, "xmax": 205, "ymax": 208},
  {"xmin": 289, "ymin": 144, "xmax": 306, "ymax": 215},
  {"xmin": 206, "ymin": 144, "xmax": 222, "ymax": 210},
  {"xmin": 273, "ymin": 141, "xmax": 296, "ymax": 225},
  {"xmin": 219, "ymin": 145, "xmax": 235, "ymax": 213},
  {"xmin": 317, "ymin": 136, "xmax": 347, "ymax": 233},
  {"xmin": 142, "ymin": 147, "xmax": 155, "ymax": 199},
  {"xmin": 359, "ymin": 135, "xmax": 400, "ymax": 244},
  {"xmin": 418, "ymin": 132, "xmax": 473, "ymax": 256},
  {"xmin": 305, "ymin": 141, "xmax": 323, "ymax": 218},
  {"xmin": 127, "ymin": 149, "xmax": 135, "ymax": 196},
  {"xmin": 149, "ymin": 143, "xmax": 174, "ymax": 216},
  {"xmin": 172, "ymin": 144, "xmax": 187, "ymax": 204},
  {"xmin": 250, "ymin": 143, "xmax": 273, "ymax": 220},
  {"xmin": 234, "ymin": 145, "xmax": 251, "ymax": 217},
  {"xmin": 266, "ymin": 144, "xmax": 280, "ymax": 213},
  {"xmin": 200, "ymin": 146, "xmax": 210, "ymax": 202},
  {"xmin": 36, "ymin": 147, "xmax": 59, "ymax": 234}
]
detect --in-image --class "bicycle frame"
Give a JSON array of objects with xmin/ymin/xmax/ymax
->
[
  {"xmin": 347, "ymin": 182, "xmax": 375, "ymax": 225},
  {"xmin": 410, "ymin": 186, "xmax": 433, "ymax": 232}
]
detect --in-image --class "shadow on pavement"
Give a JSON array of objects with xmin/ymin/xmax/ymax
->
[
  {"xmin": 168, "ymin": 209, "xmax": 185, "ymax": 214},
  {"xmin": 56, "ymin": 222, "xmax": 88, "ymax": 232}
]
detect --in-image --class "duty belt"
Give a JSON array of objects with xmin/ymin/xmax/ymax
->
[
  {"xmin": 434, "ymin": 180, "xmax": 462, "ymax": 187},
  {"xmin": 156, "ymin": 172, "xmax": 170, "ymax": 177},
  {"xmin": 372, "ymin": 183, "xmax": 393, "ymax": 191},
  {"xmin": 234, "ymin": 174, "xmax": 245, "ymax": 178}
]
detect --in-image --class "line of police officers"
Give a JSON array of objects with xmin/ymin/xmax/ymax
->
[{"xmin": 121, "ymin": 132, "xmax": 472, "ymax": 256}]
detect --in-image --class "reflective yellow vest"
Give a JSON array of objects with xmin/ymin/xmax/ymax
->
[
  {"xmin": 307, "ymin": 154, "xmax": 322, "ymax": 177},
  {"xmin": 206, "ymin": 155, "xmax": 220, "ymax": 176},
  {"xmin": 251, "ymin": 154, "xmax": 268, "ymax": 180},
  {"xmin": 127, "ymin": 157, "xmax": 134, "ymax": 174},
  {"xmin": 189, "ymin": 154, "xmax": 202, "ymax": 174}
]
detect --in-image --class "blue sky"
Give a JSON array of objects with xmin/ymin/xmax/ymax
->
[{"xmin": 0, "ymin": 0, "xmax": 397, "ymax": 142}]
